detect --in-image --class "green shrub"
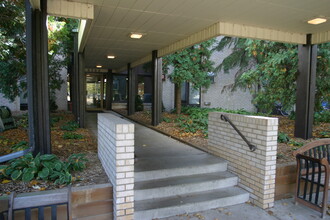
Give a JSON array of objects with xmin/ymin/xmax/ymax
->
[
  {"xmin": 61, "ymin": 121, "xmax": 79, "ymax": 131},
  {"xmin": 277, "ymin": 132, "xmax": 290, "ymax": 143},
  {"xmin": 62, "ymin": 132, "xmax": 83, "ymax": 139},
  {"xmin": 10, "ymin": 141, "xmax": 29, "ymax": 152},
  {"xmin": 0, "ymin": 153, "xmax": 87, "ymax": 185},
  {"xmin": 320, "ymin": 130, "xmax": 330, "ymax": 138},
  {"xmin": 135, "ymin": 95, "xmax": 144, "ymax": 112},
  {"xmin": 162, "ymin": 117, "xmax": 172, "ymax": 123},
  {"xmin": 314, "ymin": 110, "xmax": 330, "ymax": 123},
  {"xmin": 16, "ymin": 114, "xmax": 28, "ymax": 128}
]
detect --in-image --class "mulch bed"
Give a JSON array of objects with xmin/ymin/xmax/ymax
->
[
  {"xmin": 115, "ymin": 109, "xmax": 330, "ymax": 164},
  {"xmin": 0, "ymin": 111, "xmax": 108, "ymax": 196}
]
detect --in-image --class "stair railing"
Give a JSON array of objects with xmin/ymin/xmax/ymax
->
[{"xmin": 220, "ymin": 114, "xmax": 257, "ymax": 152}]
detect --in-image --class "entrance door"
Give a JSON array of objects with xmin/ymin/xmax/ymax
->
[{"xmin": 86, "ymin": 74, "xmax": 105, "ymax": 110}]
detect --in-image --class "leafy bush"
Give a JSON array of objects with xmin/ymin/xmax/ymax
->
[
  {"xmin": 61, "ymin": 121, "xmax": 79, "ymax": 131},
  {"xmin": 173, "ymin": 106, "xmax": 266, "ymax": 136},
  {"xmin": 0, "ymin": 153, "xmax": 87, "ymax": 185},
  {"xmin": 62, "ymin": 132, "xmax": 83, "ymax": 139},
  {"xmin": 135, "ymin": 95, "xmax": 144, "ymax": 112},
  {"xmin": 314, "ymin": 110, "xmax": 330, "ymax": 123},
  {"xmin": 16, "ymin": 114, "xmax": 28, "ymax": 128},
  {"xmin": 50, "ymin": 116, "xmax": 62, "ymax": 127},
  {"xmin": 162, "ymin": 117, "xmax": 172, "ymax": 123},
  {"xmin": 277, "ymin": 132, "xmax": 290, "ymax": 143},
  {"xmin": 320, "ymin": 130, "xmax": 330, "ymax": 138}
]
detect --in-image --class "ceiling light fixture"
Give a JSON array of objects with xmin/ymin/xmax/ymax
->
[
  {"xmin": 308, "ymin": 18, "xmax": 327, "ymax": 25},
  {"xmin": 96, "ymin": 65, "xmax": 102, "ymax": 68},
  {"xmin": 130, "ymin": 32, "xmax": 143, "ymax": 39},
  {"xmin": 107, "ymin": 55, "xmax": 115, "ymax": 59}
]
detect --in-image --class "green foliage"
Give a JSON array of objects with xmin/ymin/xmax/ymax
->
[
  {"xmin": 163, "ymin": 39, "xmax": 216, "ymax": 113},
  {"xmin": 171, "ymin": 106, "xmax": 266, "ymax": 136},
  {"xmin": 0, "ymin": 153, "xmax": 87, "ymax": 184},
  {"xmin": 215, "ymin": 37, "xmax": 330, "ymax": 113},
  {"xmin": 320, "ymin": 130, "xmax": 330, "ymax": 138},
  {"xmin": 50, "ymin": 115, "xmax": 62, "ymax": 127},
  {"xmin": 16, "ymin": 114, "xmax": 28, "ymax": 128},
  {"xmin": 61, "ymin": 121, "xmax": 79, "ymax": 131},
  {"xmin": 62, "ymin": 132, "xmax": 83, "ymax": 139},
  {"xmin": 0, "ymin": 1, "xmax": 78, "ymax": 102},
  {"xmin": 314, "ymin": 110, "xmax": 330, "ymax": 123},
  {"xmin": 288, "ymin": 140, "xmax": 304, "ymax": 147},
  {"xmin": 162, "ymin": 117, "xmax": 172, "ymax": 123},
  {"xmin": 135, "ymin": 95, "xmax": 144, "ymax": 112},
  {"xmin": 277, "ymin": 132, "xmax": 290, "ymax": 143},
  {"xmin": 10, "ymin": 141, "xmax": 29, "ymax": 152}
]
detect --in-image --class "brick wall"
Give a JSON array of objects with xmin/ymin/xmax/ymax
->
[
  {"xmin": 208, "ymin": 112, "xmax": 278, "ymax": 209},
  {"xmin": 98, "ymin": 113, "xmax": 134, "ymax": 220}
]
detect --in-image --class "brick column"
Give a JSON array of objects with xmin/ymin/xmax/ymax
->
[
  {"xmin": 98, "ymin": 113, "xmax": 134, "ymax": 220},
  {"xmin": 208, "ymin": 112, "xmax": 278, "ymax": 209}
]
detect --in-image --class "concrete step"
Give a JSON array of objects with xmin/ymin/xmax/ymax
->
[
  {"xmin": 134, "ymin": 186, "xmax": 250, "ymax": 220},
  {"xmin": 135, "ymin": 171, "xmax": 238, "ymax": 201},
  {"xmin": 135, "ymin": 154, "xmax": 227, "ymax": 182}
]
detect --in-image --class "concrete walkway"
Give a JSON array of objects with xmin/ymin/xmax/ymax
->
[{"xmin": 86, "ymin": 112, "xmax": 330, "ymax": 220}]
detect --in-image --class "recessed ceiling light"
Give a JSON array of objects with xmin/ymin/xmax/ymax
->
[
  {"xmin": 96, "ymin": 65, "xmax": 102, "ymax": 68},
  {"xmin": 130, "ymin": 33, "xmax": 143, "ymax": 39},
  {"xmin": 308, "ymin": 18, "xmax": 327, "ymax": 25},
  {"xmin": 107, "ymin": 55, "xmax": 115, "ymax": 59}
]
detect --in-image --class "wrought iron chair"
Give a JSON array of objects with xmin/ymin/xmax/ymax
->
[{"xmin": 293, "ymin": 139, "xmax": 330, "ymax": 218}]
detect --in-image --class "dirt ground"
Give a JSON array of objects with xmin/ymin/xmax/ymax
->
[
  {"xmin": 115, "ymin": 109, "xmax": 330, "ymax": 164},
  {"xmin": 0, "ymin": 111, "xmax": 108, "ymax": 196}
]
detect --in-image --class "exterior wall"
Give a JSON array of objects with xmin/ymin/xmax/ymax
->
[
  {"xmin": 201, "ymin": 37, "xmax": 256, "ymax": 112},
  {"xmin": 162, "ymin": 36, "xmax": 256, "ymax": 112},
  {"xmin": 98, "ymin": 113, "xmax": 134, "ymax": 220},
  {"xmin": 162, "ymin": 67, "xmax": 175, "ymax": 112},
  {"xmin": 208, "ymin": 112, "xmax": 278, "ymax": 209},
  {"xmin": 0, "ymin": 94, "xmax": 20, "ymax": 112},
  {"xmin": 55, "ymin": 67, "xmax": 68, "ymax": 110}
]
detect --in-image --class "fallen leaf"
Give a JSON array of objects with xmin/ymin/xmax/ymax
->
[
  {"xmin": 225, "ymin": 212, "xmax": 232, "ymax": 216},
  {"xmin": 1, "ymin": 179, "xmax": 11, "ymax": 184},
  {"xmin": 282, "ymin": 202, "xmax": 288, "ymax": 206},
  {"xmin": 267, "ymin": 210, "xmax": 274, "ymax": 215}
]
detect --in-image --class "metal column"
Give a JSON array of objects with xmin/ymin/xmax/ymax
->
[
  {"xmin": 25, "ymin": 0, "xmax": 51, "ymax": 155},
  {"xmin": 294, "ymin": 34, "xmax": 317, "ymax": 139},
  {"xmin": 78, "ymin": 52, "xmax": 86, "ymax": 127},
  {"xmin": 127, "ymin": 63, "xmax": 136, "ymax": 115},
  {"xmin": 152, "ymin": 50, "xmax": 162, "ymax": 126},
  {"xmin": 105, "ymin": 69, "xmax": 113, "ymax": 110}
]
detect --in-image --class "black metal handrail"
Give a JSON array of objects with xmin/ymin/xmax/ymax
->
[{"xmin": 220, "ymin": 114, "xmax": 257, "ymax": 152}]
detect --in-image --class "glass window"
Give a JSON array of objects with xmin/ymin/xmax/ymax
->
[{"xmin": 113, "ymin": 75, "xmax": 127, "ymax": 103}]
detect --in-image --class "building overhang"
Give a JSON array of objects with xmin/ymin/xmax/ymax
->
[{"xmin": 46, "ymin": 0, "xmax": 330, "ymax": 71}]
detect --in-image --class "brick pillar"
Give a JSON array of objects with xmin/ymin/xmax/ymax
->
[
  {"xmin": 208, "ymin": 112, "xmax": 278, "ymax": 209},
  {"xmin": 98, "ymin": 113, "xmax": 134, "ymax": 220}
]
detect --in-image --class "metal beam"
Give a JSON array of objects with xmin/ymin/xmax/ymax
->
[
  {"xmin": 294, "ymin": 34, "xmax": 317, "ymax": 139},
  {"xmin": 26, "ymin": 0, "xmax": 51, "ymax": 155},
  {"xmin": 127, "ymin": 63, "xmax": 135, "ymax": 115},
  {"xmin": 78, "ymin": 52, "xmax": 86, "ymax": 127},
  {"xmin": 105, "ymin": 69, "xmax": 113, "ymax": 110},
  {"xmin": 152, "ymin": 50, "xmax": 162, "ymax": 126}
]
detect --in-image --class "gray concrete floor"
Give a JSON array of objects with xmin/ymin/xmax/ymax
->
[{"xmin": 86, "ymin": 112, "xmax": 330, "ymax": 220}]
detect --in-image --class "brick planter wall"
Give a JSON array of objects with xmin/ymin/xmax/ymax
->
[
  {"xmin": 98, "ymin": 113, "xmax": 134, "ymax": 220},
  {"xmin": 275, "ymin": 162, "xmax": 297, "ymax": 200},
  {"xmin": 208, "ymin": 112, "xmax": 278, "ymax": 209}
]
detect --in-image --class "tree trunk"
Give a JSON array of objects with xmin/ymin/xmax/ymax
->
[{"xmin": 175, "ymin": 83, "xmax": 181, "ymax": 114}]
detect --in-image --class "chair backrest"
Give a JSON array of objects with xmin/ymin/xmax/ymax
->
[{"xmin": 5, "ymin": 186, "xmax": 72, "ymax": 220}]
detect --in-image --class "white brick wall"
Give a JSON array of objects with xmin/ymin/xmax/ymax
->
[
  {"xmin": 98, "ymin": 113, "xmax": 134, "ymax": 220},
  {"xmin": 55, "ymin": 67, "xmax": 68, "ymax": 110},
  {"xmin": 208, "ymin": 112, "xmax": 278, "ymax": 209}
]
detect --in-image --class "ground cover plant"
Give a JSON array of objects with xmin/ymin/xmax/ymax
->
[{"xmin": 0, "ymin": 111, "xmax": 108, "ymax": 196}]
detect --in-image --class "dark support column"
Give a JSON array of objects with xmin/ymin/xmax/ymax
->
[
  {"xmin": 127, "ymin": 63, "xmax": 136, "ymax": 115},
  {"xmin": 78, "ymin": 52, "xmax": 85, "ymax": 127},
  {"xmin": 294, "ymin": 34, "xmax": 317, "ymax": 139},
  {"xmin": 72, "ymin": 32, "xmax": 79, "ymax": 121},
  {"xmin": 105, "ymin": 69, "xmax": 113, "ymax": 110},
  {"xmin": 25, "ymin": 0, "xmax": 51, "ymax": 155},
  {"xmin": 152, "ymin": 50, "xmax": 162, "ymax": 126}
]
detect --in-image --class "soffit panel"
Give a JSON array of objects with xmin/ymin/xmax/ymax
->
[{"xmin": 70, "ymin": 0, "xmax": 330, "ymax": 69}]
